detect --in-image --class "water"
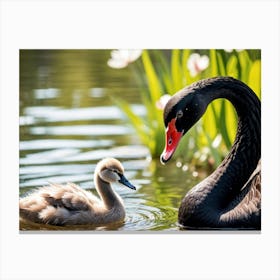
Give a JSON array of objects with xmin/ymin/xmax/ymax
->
[{"xmin": 19, "ymin": 50, "xmax": 203, "ymax": 231}]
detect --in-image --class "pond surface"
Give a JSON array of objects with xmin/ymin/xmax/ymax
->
[{"xmin": 19, "ymin": 50, "xmax": 204, "ymax": 231}]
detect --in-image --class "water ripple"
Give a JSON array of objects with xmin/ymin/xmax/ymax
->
[
  {"xmin": 123, "ymin": 198, "xmax": 178, "ymax": 231},
  {"xmin": 20, "ymin": 145, "xmax": 149, "ymax": 166},
  {"xmin": 22, "ymin": 105, "xmax": 145, "ymax": 123},
  {"xmin": 29, "ymin": 124, "xmax": 131, "ymax": 136},
  {"xmin": 20, "ymin": 139, "xmax": 113, "ymax": 151}
]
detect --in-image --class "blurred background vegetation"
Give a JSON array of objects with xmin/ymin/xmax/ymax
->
[{"xmin": 109, "ymin": 49, "xmax": 261, "ymax": 169}]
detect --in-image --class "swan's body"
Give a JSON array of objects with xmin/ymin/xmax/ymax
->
[
  {"xmin": 19, "ymin": 158, "xmax": 136, "ymax": 226},
  {"xmin": 161, "ymin": 77, "xmax": 261, "ymax": 229}
]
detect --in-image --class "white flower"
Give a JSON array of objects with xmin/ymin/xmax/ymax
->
[
  {"xmin": 187, "ymin": 53, "xmax": 209, "ymax": 77},
  {"xmin": 107, "ymin": 49, "xmax": 142, "ymax": 69},
  {"xmin": 156, "ymin": 94, "xmax": 171, "ymax": 110}
]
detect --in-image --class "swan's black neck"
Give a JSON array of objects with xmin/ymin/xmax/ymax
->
[
  {"xmin": 180, "ymin": 77, "xmax": 261, "ymax": 225},
  {"xmin": 203, "ymin": 78, "xmax": 260, "ymax": 206}
]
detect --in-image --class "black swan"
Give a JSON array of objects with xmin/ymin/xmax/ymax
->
[
  {"xmin": 19, "ymin": 158, "xmax": 136, "ymax": 225},
  {"xmin": 160, "ymin": 77, "xmax": 261, "ymax": 229}
]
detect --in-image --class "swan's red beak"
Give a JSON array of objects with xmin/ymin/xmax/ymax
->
[{"xmin": 160, "ymin": 118, "xmax": 183, "ymax": 164}]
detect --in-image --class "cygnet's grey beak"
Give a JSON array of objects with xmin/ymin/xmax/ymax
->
[{"xmin": 118, "ymin": 174, "xmax": 136, "ymax": 190}]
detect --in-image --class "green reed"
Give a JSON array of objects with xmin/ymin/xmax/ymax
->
[{"xmin": 111, "ymin": 49, "xmax": 261, "ymax": 167}]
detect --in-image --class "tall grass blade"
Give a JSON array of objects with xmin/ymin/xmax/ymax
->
[
  {"xmin": 202, "ymin": 99, "xmax": 219, "ymax": 140},
  {"xmin": 112, "ymin": 97, "xmax": 153, "ymax": 151},
  {"xmin": 237, "ymin": 50, "xmax": 252, "ymax": 82},
  {"xmin": 141, "ymin": 50, "xmax": 162, "ymax": 105},
  {"xmin": 226, "ymin": 55, "xmax": 238, "ymax": 77},
  {"xmin": 182, "ymin": 49, "xmax": 191, "ymax": 85},
  {"xmin": 248, "ymin": 60, "xmax": 261, "ymax": 99},
  {"xmin": 224, "ymin": 100, "xmax": 237, "ymax": 145},
  {"xmin": 219, "ymin": 100, "xmax": 234, "ymax": 148},
  {"xmin": 216, "ymin": 51, "xmax": 226, "ymax": 76},
  {"xmin": 205, "ymin": 132, "xmax": 222, "ymax": 168},
  {"xmin": 153, "ymin": 51, "xmax": 173, "ymax": 94},
  {"xmin": 210, "ymin": 49, "xmax": 218, "ymax": 77},
  {"xmin": 171, "ymin": 49, "xmax": 183, "ymax": 91}
]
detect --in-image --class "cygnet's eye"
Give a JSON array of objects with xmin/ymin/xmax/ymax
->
[
  {"xmin": 176, "ymin": 110, "xmax": 183, "ymax": 119},
  {"xmin": 110, "ymin": 169, "xmax": 122, "ymax": 177}
]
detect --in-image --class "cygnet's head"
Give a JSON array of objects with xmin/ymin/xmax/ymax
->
[{"xmin": 95, "ymin": 158, "xmax": 136, "ymax": 190}]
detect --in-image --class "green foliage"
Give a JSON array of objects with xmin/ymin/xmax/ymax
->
[{"xmin": 111, "ymin": 49, "xmax": 261, "ymax": 167}]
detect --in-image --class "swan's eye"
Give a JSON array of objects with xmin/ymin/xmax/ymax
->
[
  {"xmin": 168, "ymin": 137, "xmax": 172, "ymax": 145},
  {"xmin": 176, "ymin": 110, "xmax": 183, "ymax": 119},
  {"xmin": 111, "ymin": 169, "xmax": 122, "ymax": 177}
]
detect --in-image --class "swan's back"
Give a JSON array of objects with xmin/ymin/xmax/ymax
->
[{"xmin": 19, "ymin": 183, "xmax": 102, "ymax": 225}]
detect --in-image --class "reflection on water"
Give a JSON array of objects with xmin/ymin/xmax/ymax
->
[{"xmin": 20, "ymin": 50, "xmax": 202, "ymax": 231}]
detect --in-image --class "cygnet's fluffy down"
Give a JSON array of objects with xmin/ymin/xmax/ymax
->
[{"xmin": 19, "ymin": 158, "xmax": 136, "ymax": 226}]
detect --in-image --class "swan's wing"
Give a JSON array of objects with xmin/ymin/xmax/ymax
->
[
  {"xmin": 40, "ymin": 183, "xmax": 100, "ymax": 211},
  {"xmin": 220, "ymin": 162, "xmax": 261, "ymax": 227},
  {"xmin": 240, "ymin": 160, "xmax": 261, "ymax": 193},
  {"xmin": 223, "ymin": 162, "xmax": 261, "ymax": 226},
  {"xmin": 237, "ymin": 160, "xmax": 261, "ymax": 210},
  {"xmin": 240, "ymin": 169, "xmax": 261, "ymax": 207},
  {"xmin": 229, "ymin": 160, "xmax": 261, "ymax": 205},
  {"xmin": 19, "ymin": 183, "xmax": 101, "ymax": 224}
]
